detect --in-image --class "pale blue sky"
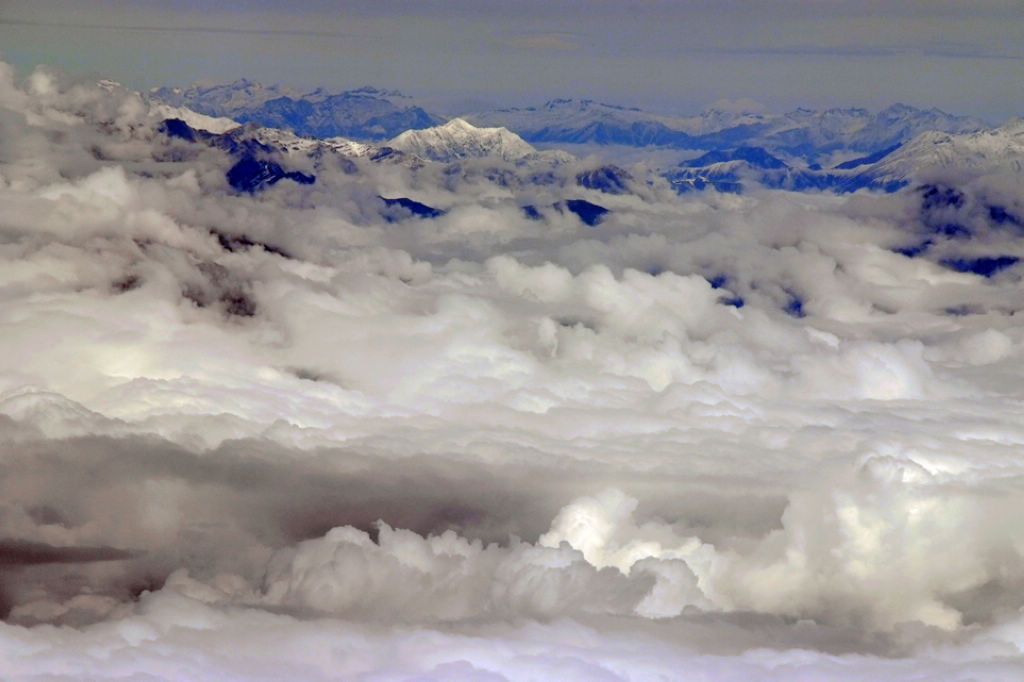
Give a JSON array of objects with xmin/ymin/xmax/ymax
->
[{"xmin": 1, "ymin": 0, "xmax": 1022, "ymax": 121}]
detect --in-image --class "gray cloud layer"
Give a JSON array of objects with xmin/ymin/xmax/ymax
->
[{"xmin": 2, "ymin": 61, "xmax": 1024, "ymax": 678}]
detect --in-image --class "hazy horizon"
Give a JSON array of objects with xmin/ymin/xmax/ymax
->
[{"xmin": 1, "ymin": 0, "xmax": 1022, "ymax": 122}]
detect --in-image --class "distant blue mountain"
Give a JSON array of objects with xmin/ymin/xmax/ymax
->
[
  {"xmin": 226, "ymin": 156, "xmax": 314, "ymax": 193},
  {"xmin": 833, "ymin": 144, "xmax": 902, "ymax": 170},
  {"xmin": 161, "ymin": 117, "xmax": 199, "ymax": 142},
  {"xmin": 682, "ymin": 146, "xmax": 787, "ymax": 169},
  {"xmin": 378, "ymin": 196, "xmax": 446, "ymax": 221},
  {"xmin": 468, "ymin": 100, "xmax": 986, "ymax": 165},
  {"xmin": 151, "ymin": 82, "xmax": 443, "ymax": 140},
  {"xmin": 560, "ymin": 199, "xmax": 609, "ymax": 226},
  {"xmin": 153, "ymin": 82, "xmax": 1014, "ymax": 207},
  {"xmin": 889, "ymin": 181, "xmax": 1024, "ymax": 279},
  {"xmin": 666, "ymin": 146, "xmax": 842, "ymax": 194},
  {"xmin": 519, "ymin": 200, "xmax": 611, "ymax": 226},
  {"xmin": 153, "ymin": 81, "xmax": 986, "ymax": 167},
  {"xmin": 576, "ymin": 165, "xmax": 633, "ymax": 194}
]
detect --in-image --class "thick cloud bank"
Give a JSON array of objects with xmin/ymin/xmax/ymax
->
[{"xmin": 2, "ymin": 63, "xmax": 1024, "ymax": 679}]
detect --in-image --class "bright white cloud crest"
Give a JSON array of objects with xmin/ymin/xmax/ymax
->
[{"xmin": 2, "ymin": 63, "xmax": 1024, "ymax": 680}]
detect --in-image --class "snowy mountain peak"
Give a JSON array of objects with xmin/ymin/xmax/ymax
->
[
  {"xmin": 440, "ymin": 117, "xmax": 477, "ymax": 132},
  {"xmin": 150, "ymin": 103, "xmax": 240, "ymax": 134},
  {"xmin": 850, "ymin": 118, "xmax": 1024, "ymax": 187},
  {"xmin": 1001, "ymin": 116, "xmax": 1024, "ymax": 132},
  {"xmin": 388, "ymin": 118, "xmax": 541, "ymax": 163},
  {"xmin": 251, "ymin": 126, "xmax": 374, "ymax": 158}
]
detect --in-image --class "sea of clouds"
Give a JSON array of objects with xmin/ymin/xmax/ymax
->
[{"xmin": 2, "ymin": 61, "xmax": 1024, "ymax": 680}]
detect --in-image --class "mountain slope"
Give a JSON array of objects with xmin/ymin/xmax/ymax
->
[
  {"xmin": 850, "ymin": 118, "xmax": 1024, "ymax": 188},
  {"xmin": 665, "ymin": 119, "xmax": 1024, "ymax": 195},
  {"xmin": 151, "ymin": 81, "xmax": 442, "ymax": 140},
  {"xmin": 152, "ymin": 80, "xmax": 988, "ymax": 166},
  {"xmin": 388, "ymin": 118, "xmax": 571, "ymax": 164},
  {"xmin": 466, "ymin": 99, "xmax": 702, "ymax": 148},
  {"xmin": 469, "ymin": 99, "xmax": 986, "ymax": 164}
]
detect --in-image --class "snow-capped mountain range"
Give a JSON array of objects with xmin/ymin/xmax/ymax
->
[
  {"xmin": 466, "ymin": 100, "xmax": 987, "ymax": 164},
  {"xmin": 147, "ymin": 78, "xmax": 1022, "ymax": 201},
  {"xmin": 854, "ymin": 117, "xmax": 1024, "ymax": 186},
  {"xmin": 666, "ymin": 118, "xmax": 1024, "ymax": 194},
  {"xmin": 776, "ymin": 104, "xmax": 986, "ymax": 160},
  {"xmin": 150, "ymin": 81, "xmax": 441, "ymax": 140},
  {"xmin": 210, "ymin": 117, "xmax": 577, "ymax": 170},
  {"xmin": 464, "ymin": 98, "xmax": 706, "ymax": 148},
  {"xmin": 149, "ymin": 79, "xmax": 988, "ymax": 167},
  {"xmin": 251, "ymin": 126, "xmax": 375, "ymax": 159}
]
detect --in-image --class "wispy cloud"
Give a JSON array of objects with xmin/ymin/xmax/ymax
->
[
  {"xmin": 698, "ymin": 41, "xmax": 1024, "ymax": 61},
  {"xmin": 0, "ymin": 18, "xmax": 348, "ymax": 39},
  {"xmin": 501, "ymin": 32, "xmax": 579, "ymax": 51}
]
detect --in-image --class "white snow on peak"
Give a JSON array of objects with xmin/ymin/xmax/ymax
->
[
  {"xmin": 440, "ymin": 117, "xmax": 476, "ymax": 132},
  {"xmin": 866, "ymin": 119, "xmax": 1024, "ymax": 182},
  {"xmin": 999, "ymin": 116, "xmax": 1024, "ymax": 133},
  {"xmin": 388, "ymin": 118, "xmax": 542, "ymax": 163},
  {"xmin": 150, "ymin": 103, "xmax": 240, "ymax": 134},
  {"xmin": 252, "ymin": 127, "xmax": 374, "ymax": 157}
]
